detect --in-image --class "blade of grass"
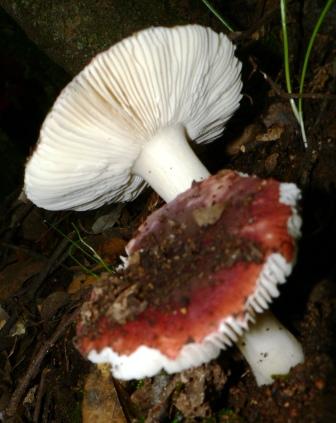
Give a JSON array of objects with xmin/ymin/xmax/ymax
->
[
  {"xmin": 68, "ymin": 243, "xmax": 99, "ymax": 278},
  {"xmin": 280, "ymin": 0, "xmax": 301, "ymax": 122},
  {"xmin": 71, "ymin": 223, "xmax": 112, "ymax": 274},
  {"xmin": 201, "ymin": 0, "xmax": 235, "ymax": 32},
  {"xmin": 281, "ymin": 0, "xmax": 334, "ymax": 148},
  {"xmin": 47, "ymin": 221, "xmax": 113, "ymax": 274},
  {"xmin": 298, "ymin": 0, "xmax": 335, "ymax": 115},
  {"xmin": 47, "ymin": 221, "xmax": 98, "ymax": 263},
  {"xmin": 46, "ymin": 221, "xmax": 98, "ymax": 275}
]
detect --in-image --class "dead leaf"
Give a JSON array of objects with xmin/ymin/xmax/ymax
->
[
  {"xmin": 67, "ymin": 273, "xmax": 97, "ymax": 294},
  {"xmin": 225, "ymin": 123, "xmax": 264, "ymax": 155},
  {"xmin": 0, "ymin": 259, "xmax": 44, "ymax": 301},
  {"xmin": 256, "ymin": 125, "xmax": 284, "ymax": 142},
  {"xmin": 22, "ymin": 208, "xmax": 47, "ymax": 242},
  {"xmin": 262, "ymin": 102, "xmax": 296, "ymax": 128},
  {"xmin": 174, "ymin": 363, "xmax": 227, "ymax": 418},
  {"xmin": 264, "ymin": 153, "xmax": 279, "ymax": 173},
  {"xmin": 39, "ymin": 291, "xmax": 70, "ymax": 322},
  {"xmin": 9, "ymin": 320, "xmax": 26, "ymax": 336},
  {"xmin": 309, "ymin": 63, "xmax": 332, "ymax": 92},
  {"xmin": 23, "ymin": 385, "xmax": 38, "ymax": 407},
  {"xmin": 82, "ymin": 364, "xmax": 127, "ymax": 423},
  {"xmin": 97, "ymin": 237, "xmax": 127, "ymax": 262},
  {"xmin": 0, "ymin": 352, "xmax": 12, "ymax": 412},
  {"xmin": 92, "ymin": 204, "xmax": 124, "ymax": 234},
  {"xmin": 0, "ymin": 306, "xmax": 9, "ymax": 330}
]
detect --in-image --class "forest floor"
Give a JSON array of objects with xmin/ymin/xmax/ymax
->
[{"xmin": 0, "ymin": 1, "xmax": 336, "ymax": 422}]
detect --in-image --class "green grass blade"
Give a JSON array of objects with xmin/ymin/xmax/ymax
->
[
  {"xmin": 48, "ymin": 222, "xmax": 97, "ymax": 262},
  {"xmin": 201, "ymin": 0, "xmax": 235, "ymax": 32},
  {"xmin": 298, "ymin": 0, "xmax": 335, "ymax": 114},
  {"xmin": 71, "ymin": 223, "xmax": 113, "ymax": 274},
  {"xmin": 280, "ymin": 0, "xmax": 301, "ymax": 123},
  {"xmin": 68, "ymin": 243, "xmax": 99, "ymax": 278},
  {"xmin": 47, "ymin": 221, "xmax": 113, "ymax": 274},
  {"xmin": 280, "ymin": 0, "xmax": 292, "ymax": 94}
]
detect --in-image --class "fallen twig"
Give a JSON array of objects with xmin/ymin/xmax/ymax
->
[
  {"xmin": 5, "ymin": 307, "xmax": 80, "ymax": 419},
  {"xmin": 230, "ymin": 5, "xmax": 279, "ymax": 42},
  {"xmin": 249, "ymin": 57, "xmax": 336, "ymax": 100},
  {"xmin": 33, "ymin": 367, "xmax": 50, "ymax": 422},
  {"xmin": 25, "ymin": 237, "xmax": 71, "ymax": 299}
]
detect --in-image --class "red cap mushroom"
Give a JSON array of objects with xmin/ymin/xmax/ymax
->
[{"xmin": 75, "ymin": 170, "xmax": 303, "ymax": 382}]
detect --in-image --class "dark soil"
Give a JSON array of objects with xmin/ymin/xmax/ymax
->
[{"xmin": 1, "ymin": 1, "xmax": 336, "ymax": 422}]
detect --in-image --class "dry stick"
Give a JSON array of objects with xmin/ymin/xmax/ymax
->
[
  {"xmin": 41, "ymin": 391, "xmax": 52, "ymax": 423},
  {"xmin": 1, "ymin": 242, "xmax": 47, "ymax": 261},
  {"xmin": 249, "ymin": 57, "xmax": 336, "ymax": 100},
  {"xmin": 33, "ymin": 367, "xmax": 50, "ymax": 422},
  {"xmin": 26, "ymin": 237, "xmax": 71, "ymax": 299},
  {"xmin": 230, "ymin": 5, "xmax": 279, "ymax": 42},
  {"xmin": 5, "ymin": 307, "xmax": 80, "ymax": 418}
]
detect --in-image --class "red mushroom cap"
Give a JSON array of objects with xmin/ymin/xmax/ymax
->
[{"xmin": 75, "ymin": 170, "xmax": 301, "ymax": 379}]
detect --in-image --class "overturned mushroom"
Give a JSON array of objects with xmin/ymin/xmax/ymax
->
[
  {"xmin": 23, "ymin": 25, "xmax": 241, "ymax": 210},
  {"xmin": 76, "ymin": 171, "xmax": 303, "ymax": 384}
]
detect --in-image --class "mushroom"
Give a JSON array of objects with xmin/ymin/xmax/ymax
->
[
  {"xmin": 76, "ymin": 171, "xmax": 303, "ymax": 384},
  {"xmin": 23, "ymin": 25, "xmax": 242, "ymax": 210},
  {"xmin": 23, "ymin": 25, "xmax": 303, "ymax": 385}
]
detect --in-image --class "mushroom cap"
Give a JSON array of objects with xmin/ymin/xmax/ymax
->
[
  {"xmin": 24, "ymin": 25, "xmax": 242, "ymax": 211},
  {"xmin": 75, "ymin": 170, "xmax": 302, "ymax": 379}
]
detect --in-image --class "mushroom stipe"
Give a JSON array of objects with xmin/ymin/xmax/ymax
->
[{"xmin": 75, "ymin": 170, "xmax": 302, "ymax": 381}]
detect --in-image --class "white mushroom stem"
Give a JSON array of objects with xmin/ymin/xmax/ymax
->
[
  {"xmin": 133, "ymin": 125, "xmax": 210, "ymax": 202},
  {"xmin": 133, "ymin": 124, "xmax": 304, "ymax": 385},
  {"xmin": 237, "ymin": 312, "xmax": 304, "ymax": 385}
]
